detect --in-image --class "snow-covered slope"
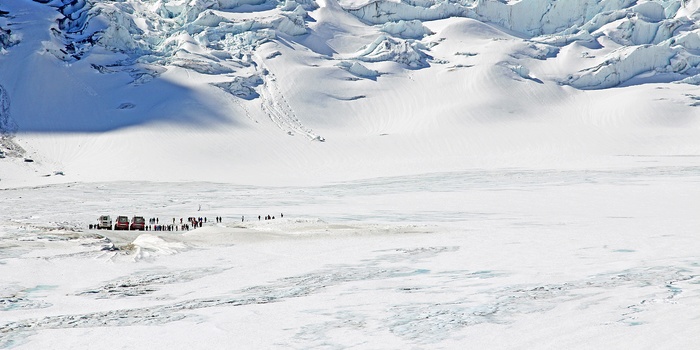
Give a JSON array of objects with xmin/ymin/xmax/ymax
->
[{"xmin": 0, "ymin": 0, "xmax": 699, "ymax": 186}]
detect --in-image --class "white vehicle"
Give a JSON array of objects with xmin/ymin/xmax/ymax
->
[{"xmin": 97, "ymin": 215, "xmax": 112, "ymax": 230}]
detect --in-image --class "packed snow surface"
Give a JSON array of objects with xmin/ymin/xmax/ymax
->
[{"xmin": 0, "ymin": 0, "xmax": 700, "ymax": 348}]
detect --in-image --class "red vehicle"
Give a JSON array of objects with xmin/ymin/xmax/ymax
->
[
  {"xmin": 130, "ymin": 216, "xmax": 146, "ymax": 231},
  {"xmin": 114, "ymin": 216, "xmax": 129, "ymax": 230}
]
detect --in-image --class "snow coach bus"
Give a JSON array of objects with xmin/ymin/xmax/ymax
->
[
  {"xmin": 114, "ymin": 216, "xmax": 129, "ymax": 230},
  {"xmin": 97, "ymin": 215, "xmax": 112, "ymax": 230},
  {"xmin": 130, "ymin": 216, "xmax": 146, "ymax": 231}
]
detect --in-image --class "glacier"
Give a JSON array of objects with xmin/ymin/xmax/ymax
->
[{"xmin": 4, "ymin": 0, "xmax": 699, "ymax": 93}]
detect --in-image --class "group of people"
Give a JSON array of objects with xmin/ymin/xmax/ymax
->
[
  {"xmin": 258, "ymin": 213, "xmax": 283, "ymax": 221},
  {"xmin": 145, "ymin": 214, "xmax": 284, "ymax": 228},
  {"xmin": 133, "ymin": 217, "xmax": 211, "ymax": 231}
]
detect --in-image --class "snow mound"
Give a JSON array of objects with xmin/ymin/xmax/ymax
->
[
  {"xmin": 336, "ymin": 60, "xmax": 379, "ymax": 79},
  {"xmin": 171, "ymin": 57, "xmax": 236, "ymax": 75},
  {"xmin": 213, "ymin": 75, "xmax": 264, "ymax": 99},
  {"xmin": 503, "ymin": 63, "xmax": 542, "ymax": 83},
  {"xmin": 355, "ymin": 35, "xmax": 431, "ymax": 68},
  {"xmin": 380, "ymin": 20, "xmax": 434, "ymax": 39},
  {"xmin": 131, "ymin": 234, "xmax": 188, "ymax": 259},
  {"xmin": 679, "ymin": 73, "xmax": 700, "ymax": 85},
  {"xmin": 566, "ymin": 43, "xmax": 693, "ymax": 89}
]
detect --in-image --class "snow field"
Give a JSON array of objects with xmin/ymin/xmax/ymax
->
[{"xmin": 1, "ymin": 165, "xmax": 699, "ymax": 348}]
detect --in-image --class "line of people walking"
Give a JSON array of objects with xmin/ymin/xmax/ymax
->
[{"xmin": 142, "ymin": 216, "xmax": 212, "ymax": 231}]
